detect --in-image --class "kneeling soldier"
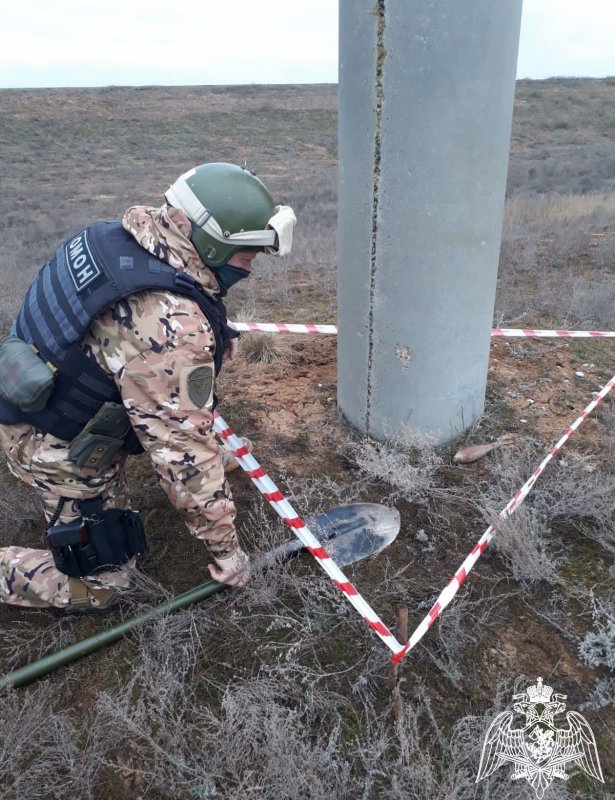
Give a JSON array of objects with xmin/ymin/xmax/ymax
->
[{"xmin": 0, "ymin": 163, "xmax": 295, "ymax": 613}]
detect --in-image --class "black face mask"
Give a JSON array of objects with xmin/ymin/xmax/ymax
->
[{"xmin": 213, "ymin": 264, "xmax": 250, "ymax": 297}]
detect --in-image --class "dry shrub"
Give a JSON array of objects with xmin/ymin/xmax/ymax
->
[
  {"xmin": 530, "ymin": 268, "xmax": 615, "ymax": 329},
  {"xmin": 600, "ymin": 403, "xmax": 615, "ymax": 463},
  {"xmin": 0, "ymin": 614, "xmax": 80, "ymax": 672},
  {"xmin": 484, "ymin": 447, "xmax": 615, "ymax": 538},
  {"xmin": 485, "ymin": 507, "xmax": 562, "ymax": 586},
  {"xmin": 91, "ymin": 619, "xmax": 354, "ymax": 800},
  {"xmin": 578, "ymin": 593, "xmax": 615, "ymax": 671},
  {"xmin": 238, "ymin": 331, "xmax": 292, "ymax": 365},
  {"xmin": 0, "ymin": 683, "xmax": 100, "ymax": 798},
  {"xmin": 351, "ymin": 425, "xmax": 442, "ymax": 504},
  {"xmin": 480, "ymin": 447, "xmax": 615, "ymax": 587},
  {"xmin": 0, "ymin": 607, "xmax": 603, "ymax": 799},
  {"xmin": 364, "ymin": 681, "xmax": 554, "ymax": 800},
  {"xmin": 582, "ymin": 676, "xmax": 615, "ymax": 711},
  {"xmin": 226, "ymin": 302, "xmax": 293, "ymax": 365},
  {"xmin": 540, "ymin": 454, "xmax": 615, "ymax": 548}
]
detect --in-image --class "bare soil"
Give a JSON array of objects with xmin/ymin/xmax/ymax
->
[{"xmin": 225, "ymin": 334, "xmax": 614, "ymax": 462}]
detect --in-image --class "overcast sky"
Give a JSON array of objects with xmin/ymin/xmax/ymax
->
[{"xmin": 1, "ymin": 1, "xmax": 614, "ymax": 89}]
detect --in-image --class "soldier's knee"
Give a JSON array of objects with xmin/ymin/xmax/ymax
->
[{"xmin": 0, "ymin": 546, "xmax": 66, "ymax": 607}]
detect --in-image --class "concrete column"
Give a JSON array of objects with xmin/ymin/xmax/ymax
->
[{"xmin": 337, "ymin": 0, "xmax": 523, "ymax": 443}]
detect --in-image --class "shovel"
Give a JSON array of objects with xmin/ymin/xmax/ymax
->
[{"xmin": 0, "ymin": 503, "xmax": 399, "ymax": 690}]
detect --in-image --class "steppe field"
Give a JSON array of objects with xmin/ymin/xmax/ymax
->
[{"xmin": 1, "ymin": 79, "xmax": 615, "ymax": 799}]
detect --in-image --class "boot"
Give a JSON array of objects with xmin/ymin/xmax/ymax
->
[{"xmin": 63, "ymin": 578, "xmax": 121, "ymax": 615}]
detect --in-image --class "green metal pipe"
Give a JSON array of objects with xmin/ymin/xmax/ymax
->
[{"xmin": 0, "ymin": 578, "xmax": 225, "ymax": 691}]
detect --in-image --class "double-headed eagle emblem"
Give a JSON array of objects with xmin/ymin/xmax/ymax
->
[{"xmin": 476, "ymin": 677, "xmax": 603, "ymax": 798}]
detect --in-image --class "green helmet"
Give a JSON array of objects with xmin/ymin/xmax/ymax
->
[{"xmin": 165, "ymin": 162, "xmax": 277, "ymax": 267}]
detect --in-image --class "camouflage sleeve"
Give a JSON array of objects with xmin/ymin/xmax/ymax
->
[{"xmin": 88, "ymin": 291, "xmax": 238, "ymax": 559}]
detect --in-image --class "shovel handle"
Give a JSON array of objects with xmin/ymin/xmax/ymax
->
[{"xmin": 0, "ymin": 579, "xmax": 225, "ymax": 691}]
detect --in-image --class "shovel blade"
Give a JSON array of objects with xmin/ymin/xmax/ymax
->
[{"xmin": 306, "ymin": 503, "xmax": 400, "ymax": 566}]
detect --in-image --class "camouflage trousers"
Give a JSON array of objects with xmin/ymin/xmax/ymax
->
[{"xmin": 0, "ymin": 423, "xmax": 135, "ymax": 612}]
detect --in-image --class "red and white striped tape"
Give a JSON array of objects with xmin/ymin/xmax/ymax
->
[
  {"xmin": 229, "ymin": 321, "xmax": 615, "ymax": 339},
  {"xmin": 391, "ymin": 372, "xmax": 615, "ymax": 663},
  {"xmin": 491, "ymin": 328, "xmax": 615, "ymax": 338},
  {"xmin": 229, "ymin": 321, "xmax": 338, "ymax": 335},
  {"xmin": 212, "ymin": 411, "xmax": 405, "ymax": 657}
]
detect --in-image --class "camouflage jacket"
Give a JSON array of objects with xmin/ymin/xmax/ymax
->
[{"xmin": 83, "ymin": 205, "xmax": 238, "ymax": 558}]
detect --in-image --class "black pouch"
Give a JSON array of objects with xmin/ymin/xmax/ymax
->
[
  {"xmin": 68, "ymin": 401, "xmax": 133, "ymax": 469},
  {"xmin": 46, "ymin": 498, "xmax": 147, "ymax": 578}
]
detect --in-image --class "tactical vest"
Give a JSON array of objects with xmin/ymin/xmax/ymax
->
[{"xmin": 0, "ymin": 220, "xmax": 233, "ymax": 441}]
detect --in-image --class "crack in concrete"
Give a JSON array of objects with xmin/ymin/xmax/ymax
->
[{"xmin": 366, "ymin": 0, "xmax": 387, "ymax": 435}]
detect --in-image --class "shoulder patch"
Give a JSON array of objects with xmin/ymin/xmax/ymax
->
[{"xmin": 185, "ymin": 364, "xmax": 214, "ymax": 409}]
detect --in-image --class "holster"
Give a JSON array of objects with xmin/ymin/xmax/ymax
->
[{"xmin": 46, "ymin": 497, "xmax": 147, "ymax": 578}]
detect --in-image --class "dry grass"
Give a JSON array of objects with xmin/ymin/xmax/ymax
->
[
  {"xmin": 504, "ymin": 192, "xmax": 615, "ymax": 229},
  {"xmin": 496, "ymin": 192, "xmax": 615, "ymax": 326},
  {"xmin": 0, "ymin": 467, "xmax": 44, "ymax": 545}
]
